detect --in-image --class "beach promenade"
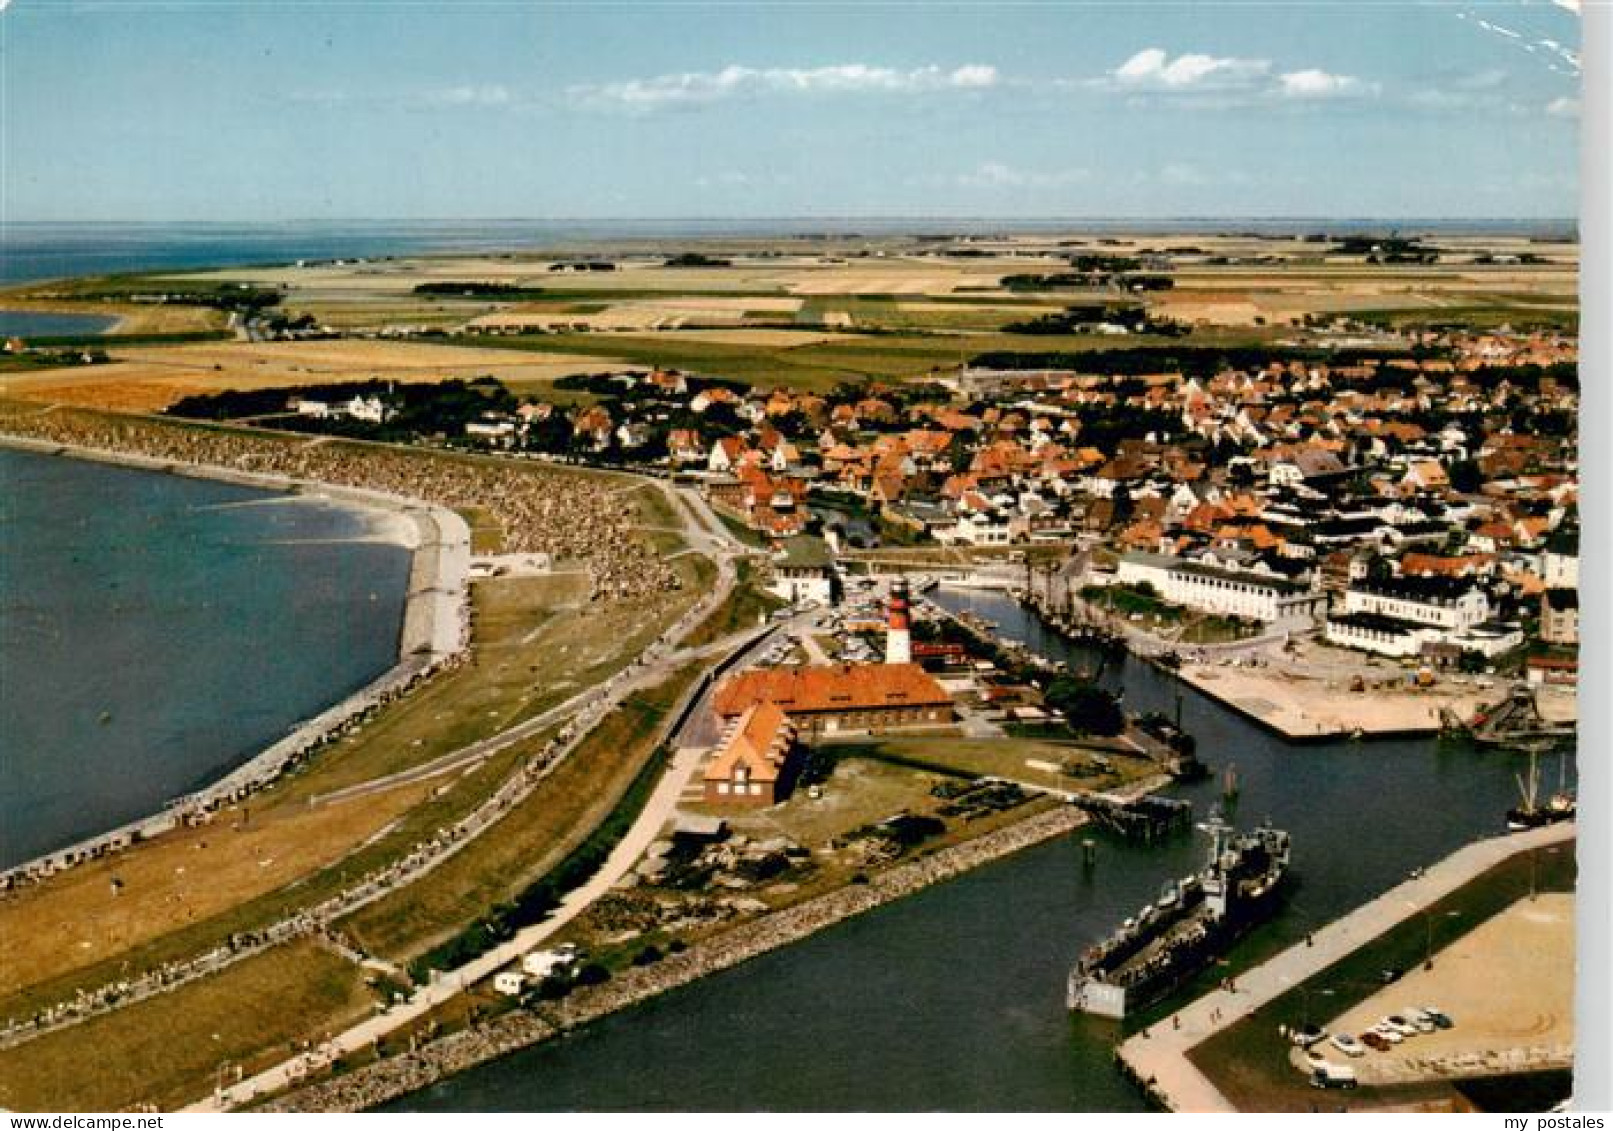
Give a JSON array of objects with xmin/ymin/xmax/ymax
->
[
  {"xmin": 0, "ymin": 433, "xmax": 473, "ymax": 888},
  {"xmin": 1116, "ymin": 820, "xmax": 1576, "ymax": 1112}
]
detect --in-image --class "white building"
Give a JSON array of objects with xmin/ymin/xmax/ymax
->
[
  {"xmin": 1116, "ymin": 552, "xmax": 1326, "ymax": 626},
  {"xmin": 345, "ymin": 395, "xmax": 389, "ymax": 424},
  {"xmin": 1342, "ymin": 578, "xmax": 1489, "ymax": 631},
  {"xmin": 1543, "ymin": 546, "xmax": 1579, "ymax": 590},
  {"xmin": 767, "ymin": 537, "xmax": 835, "ymax": 606},
  {"xmin": 948, "ymin": 512, "xmax": 1012, "ymax": 546},
  {"xmin": 1324, "ymin": 613, "xmax": 1439, "ymax": 658},
  {"xmin": 521, "ymin": 947, "xmax": 578, "ymax": 980}
]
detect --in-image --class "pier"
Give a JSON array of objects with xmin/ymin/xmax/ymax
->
[
  {"xmin": 1113, "ymin": 821, "xmax": 1576, "ymax": 1112},
  {"xmin": 1069, "ymin": 793, "xmax": 1194, "ymax": 840}
]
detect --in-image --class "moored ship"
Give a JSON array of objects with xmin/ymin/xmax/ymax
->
[{"xmin": 1067, "ymin": 815, "xmax": 1290, "ymax": 1018}]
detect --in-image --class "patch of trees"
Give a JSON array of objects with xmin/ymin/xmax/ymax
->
[
  {"xmin": 73, "ymin": 285, "xmax": 283, "ymax": 313},
  {"xmin": 969, "ymin": 344, "xmax": 1422, "ymax": 378},
  {"xmin": 1331, "ymin": 235, "xmax": 1441, "ymax": 264},
  {"xmin": 1002, "ymin": 304, "xmax": 1188, "ymax": 337},
  {"xmin": 1043, "ymin": 678, "xmax": 1124, "ymax": 736},
  {"xmin": 168, "ymin": 376, "xmax": 517, "ymax": 442},
  {"xmin": 553, "ymin": 371, "xmax": 746, "ymax": 399},
  {"xmin": 1070, "ymin": 254, "xmax": 1144, "ymax": 273},
  {"xmin": 663, "ymin": 253, "xmax": 732, "ymax": 268},
  {"xmin": 413, "ymin": 281, "xmax": 549, "ymax": 298},
  {"xmin": 1074, "ymin": 405, "xmax": 1185, "ymax": 451},
  {"xmin": 1119, "ymin": 274, "xmax": 1175, "ymax": 292},
  {"xmin": 1001, "ymin": 273, "xmax": 1092, "ymax": 292}
]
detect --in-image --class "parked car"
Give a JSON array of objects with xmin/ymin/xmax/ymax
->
[
  {"xmin": 1330, "ymin": 1033, "xmax": 1367, "ymax": 1058},
  {"xmin": 1370, "ymin": 1023, "xmax": 1405, "ymax": 1045},
  {"xmin": 1360, "ymin": 1031, "xmax": 1391, "ymax": 1052},
  {"xmin": 1310, "ymin": 1063, "xmax": 1359, "ymax": 1090},
  {"xmin": 1384, "ymin": 1014, "xmax": 1420, "ymax": 1038},
  {"xmin": 1402, "ymin": 1007, "xmax": 1437, "ymax": 1033},
  {"xmin": 1290, "ymin": 1024, "xmax": 1327, "ymax": 1048}
]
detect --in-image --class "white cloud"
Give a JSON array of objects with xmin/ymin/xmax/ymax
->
[
  {"xmin": 571, "ymin": 63, "xmax": 999, "ymax": 110},
  {"xmin": 1457, "ymin": 8, "xmax": 1581, "ymax": 76},
  {"xmin": 1277, "ymin": 69, "xmax": 1365, "ymax": 98},
  {"xmin": 1110, "ymin": 47, "xmax": 1271, "ymax": 90},
  {"xmin": 1097, "ymin": 48, "xmax": 1370, "ymax": 104},
  {"xmin": 424, "ymin": 85, "xmax": 512, "ymax": 108},
  {"xmin": 957, "ymin": 161, "xmax": 1089, "ymax": 189},
  {"xmin": 1546, "ymin": 95, "xmax": 1580, "ymax": 117}
]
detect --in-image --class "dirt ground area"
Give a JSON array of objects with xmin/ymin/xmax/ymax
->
[
  {"xmin": 1320, "ymin": 893, "xmax": 1574, "ymax": 1085},
  {"xmin": 1175, "ymin": 640, "xmax": 1576, "ymax": 739}
]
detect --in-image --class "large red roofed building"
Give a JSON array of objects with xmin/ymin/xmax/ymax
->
[
  {"xmin": 712, "ymin": 663, "xmax": 953, "ymax": 739},
  {"xmin": 703, "ymin": 702, "xmax": 799, "ymax": 806}
]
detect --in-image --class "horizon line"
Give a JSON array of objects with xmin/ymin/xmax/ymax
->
[{"xmin": 1, "ymin": 215, "xmax": 1580, "ymax": 226}]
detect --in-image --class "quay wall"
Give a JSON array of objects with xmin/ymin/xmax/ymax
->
[
  {"xmin": 259, "ymin": 804, "xmax": 1089, "ymax": 1113},
  {"xmin": 0, "ymin": 434, "xmax": 472, "ymax": 888}
]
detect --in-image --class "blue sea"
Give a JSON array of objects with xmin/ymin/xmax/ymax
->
[
  {"xmin": 0, "ymin": 448, "xmax": 410, "ymax": 868},
  {"xmin": 0, "ymin": 217, "xmax": 1577, "ymax": 287},
  {"xmin": 0, "ymin": 311, "xmax": 118, "ymax": 338}
]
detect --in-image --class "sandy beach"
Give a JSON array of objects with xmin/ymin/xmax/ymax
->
[{"xmin": 0, "ymin": 433, "xmax": 472, "ymax": 885}]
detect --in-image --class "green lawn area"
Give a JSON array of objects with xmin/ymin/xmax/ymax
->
[
  {"xmin": 623, "ymin": 480, "xmax": 682, "ymax": 531},
  {"xmin": 714, "ymin": 508, "xmax": 770, "ymax": 548},
  {"xmin": 848, "ymin": 735, "xmax": 1157, "ymax": 792},
  {"xmin": 0, "ymin": 942, "xmax": 373, "ymax": 1113},
  {"xmin": 1186, "ymin": 843, "xmax": 1577, "ymax": 1113},
  {"xmin": 684, "ymin": 559, "xmax": 785, "ymax": 648},
  {"xmin": 339, "ymin": 658, "xmax": 707, "ymax": 964},
  {"xmin": 431, "ymin": 327, "xmax": 1272, "ymax": 392},
  {"xmin": 1079, "ymin": 584, "xmax": 1258, "ymax": 643}
]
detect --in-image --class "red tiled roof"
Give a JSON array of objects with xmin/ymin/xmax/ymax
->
[
  {"xmin": 714, "ymin": 663, "xmax": 952, "ymax": 718},
  {"xmin": 704, "ymin": 701, "xmax": 794, "ymax": 784}
]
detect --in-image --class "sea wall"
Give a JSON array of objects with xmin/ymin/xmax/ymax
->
[
  {"xmin": 0, "ymin": 434, "xmax": 472, "ymax": 889},
  {"xmin": 259, "ymin": 804, "xmax": 1089, "ymax": 1112}
]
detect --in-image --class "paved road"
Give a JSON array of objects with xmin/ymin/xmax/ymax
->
[
  {"xmin": 187, "ymin": 477, "xmax": 751, "ymax": 1112},
  {"xmin": 1116, "ymin": 821, "xmax": 1577, "ymax": 1112}
]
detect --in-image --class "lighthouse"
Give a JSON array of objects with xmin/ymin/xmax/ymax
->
[{"xmin": 885, "ymin": 578, "xmax": 912, "ymax": 665}]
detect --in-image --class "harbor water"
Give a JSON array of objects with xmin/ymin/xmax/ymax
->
[
  {"xmin": 0, "ymin": 449, "xmax": 411, "ymax": 868},
  {"xmin": 392, "ymin": 586, "xmax": 1562, "ymax": 1111}
]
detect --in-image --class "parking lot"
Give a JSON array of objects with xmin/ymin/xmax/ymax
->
[{"xmin": 1302, "ymin": 892, "xmax": 1574, "ymax": 1086}]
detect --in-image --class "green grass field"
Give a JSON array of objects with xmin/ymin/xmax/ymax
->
[{"xmin": 0, "ymin": 942, "xmax": 372, "ymax": 1112}]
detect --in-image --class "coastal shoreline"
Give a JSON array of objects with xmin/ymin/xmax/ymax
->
[
  {"xmin": 0, "ymin": 433, "xmax": 472, "ymax": 887},
  {"xmin": 258, "ymin": 803, "xmax": 1091, "ymax": 1113}
]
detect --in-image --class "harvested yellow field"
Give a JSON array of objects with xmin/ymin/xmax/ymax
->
[
  {"xmin": 0, "ymin": 339, "xmax": 627, "ymax": 412},
  {"xmin": 788, "ymin": 271, "xmax": 974, "ymax": 295},
  {"xmin": 471, "ymin": 294, "xmax": 805, "ymax": 333},
  {"xmin": 642, "ymin": 327, "xmax": 857, "ymax": 346}
]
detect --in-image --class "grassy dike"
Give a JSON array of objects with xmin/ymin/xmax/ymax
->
[{"xmin": 341, "ymin": 659, "xmax": 707, "ymax": 967}]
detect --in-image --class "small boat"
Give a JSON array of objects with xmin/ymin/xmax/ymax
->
[{"xmin": 1507, "ymin": 744, "xmax": 1576, "ymax": 830}]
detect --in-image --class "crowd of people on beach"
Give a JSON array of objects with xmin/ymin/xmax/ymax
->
[{"xmin": 0, "ymin": 409, "xmax": 681, "ymax": 602}]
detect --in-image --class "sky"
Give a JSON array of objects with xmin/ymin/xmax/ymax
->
[{"xmin": 0, "ymin": 0, "xmax": 1585, "ymax": 221}]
